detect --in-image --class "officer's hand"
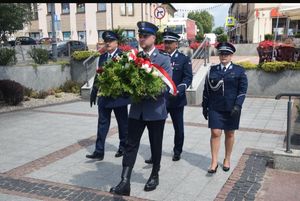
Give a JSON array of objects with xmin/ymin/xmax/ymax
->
[
  {"xmin": 231, "ymin": 105, "xmax": 241, "ymax": 117},
  {"xmin": 90, "ymin": 88, "xmax": 97, "ymax": 108},
  {"xmin": 176, "ymin": 85, "xmax": 186, "ymax": 96},
  {"xmin": 202, "ymin": 108, "xmax": 208, "ymax": 120}
]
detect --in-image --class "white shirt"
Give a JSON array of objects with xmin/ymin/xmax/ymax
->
[
  {"xmin": 108, "ymin": 48, "xmax": 118, "ymax": 58},
  {"xmin": 220, "ymin": 62, "xmax": 232, "ymax": 72},
  {"xmin": 144, "ymin": 46, "xmax": 156, "ymax": 57},
  {"xmin": 170, "ymin": 49, "xmax": 177, "ymax": 58}
]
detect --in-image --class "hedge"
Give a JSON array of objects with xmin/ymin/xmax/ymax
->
[
  {"xmin": 71, "ymin": 50, "xmax": 100, "ymax": 61},
  {"xmin": 236, "ymin": 61, "xmax": 300, "ymax": 72}
]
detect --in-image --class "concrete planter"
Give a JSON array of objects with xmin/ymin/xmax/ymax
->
[
  {"xmin": 70, "ymin": 57, "xmax": 98, "ymax": 83},
  {"xmin": 246, "ymin": 70, "xmax": 300, "ymax": 96},
  {"xmin": 0, "ymin": 64, "xmax": 71, "ymax": 91}
]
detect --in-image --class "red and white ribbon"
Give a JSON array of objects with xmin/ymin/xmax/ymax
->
[{"xmin": 127, "ymin": 50, "xmax": 177, "ymax": 96}]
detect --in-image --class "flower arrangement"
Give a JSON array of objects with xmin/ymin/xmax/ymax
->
[
  {"xmin": 95, "ymin": 49, "xmax": 177, "ymax": 102},
  {"xmin": 189, "ymin": 41, "xmax": 200, "ymax": 50}
]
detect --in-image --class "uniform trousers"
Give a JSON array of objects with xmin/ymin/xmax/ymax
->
[
  {"xmin": 122, "ymin": 117, "xmax": 165, "ymax": 172},
  {"xmin": 167, "ymin": 107, "xmax": 184, "ymax": 155},
  {"xmin": 95, "ymin": 105, "xmax": 128, "ymax": 154}
]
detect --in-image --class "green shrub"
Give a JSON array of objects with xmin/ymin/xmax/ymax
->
[
  {"xmin": 30, "ymin": 90, "xmax": 48, "ymax": 99},
  {"xmin": 264, "ymin": 34, "xmax": 274, "ymax": 40},
  {"xmin": 236, "ymin": 61, "xmax": 257, "ymax": 70},
  {"xmin": 71, "ymin": 51, "xmax": 100, "ymax": 61},
  {"xmin": 0, "ymin": 48, "xmax": 17, "ymax": 66},
  {"xmin": 59, "ymin": 80, "xmax": 82, "ymax": 94},
  {"xmin": 217, "ymin": 34, "xmax": 228, "ymax": 42},
  {"xmin": 155, "ymin": 31, "xmax": 164, "ymax": 45},
  {"xmin": 28, "ymin": 47, "xmax": 49, "ymax": 64},
  {"xmin": 0, "ymin": 79, "xmax": 24, "ymax": 105},
  {"xmin": 24, "ymin": 87, "xmax": 34, "ymax": 97},
  {"xmin": 196, "ymin": 33, "xmax": 204, "ymax": 43},
  {"xmin": 294, "ymin": 33, "xmax": 300, "ymax": 38},
  {"xmin": 261, "ymin": 61, "xmax": 295, "ymax": 72}
]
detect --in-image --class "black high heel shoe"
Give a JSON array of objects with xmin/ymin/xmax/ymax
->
[
  {"xmin": 207, "ymin": 164, "xmax": 218, "ymax": 174},
  {"xmin": 222, "ymin": 160, "xmax": 230, "ymax": 172}
]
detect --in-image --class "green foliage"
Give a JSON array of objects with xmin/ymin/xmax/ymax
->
[
  {"xmin": 155, "ymin": 31, "xmax": 164, "ymax": 45},
  {"xmin": 195, "ymin": 33, "xmax": 204, "ymax": 42},
  {"xmin": 0, "ymin": 79, "xmax": 24, "ymax": 105},
  {"xmin": 0, "ymin": 3, "xmax": 33, "ymax": 43},
  {"xmin": 30, "ymin": 90, "xmax": 48, "ymax": 99},
  {"xmin": 264, "ymin": 34, "xmax": 274, "ymax": 40},
  {"xmin": 236, "ymin": 61, "xmax": 257, "ymax": 70},
  {"xmin": 295, "ymin": 33, "xmax": 300, "ymax": 38},
  {"xmin": 188, "ymin": 10, "xmax": 214, "ymax": 34},
  {"xmin": 28, "ymin": 47, "xmax": 49, "ymax": 64},
  {"xmin": 96, "ymin": 52, "xmax": 165, "ymax": 102},
  {"xmin": 56, "ymin": 60, "xmax": 70, "ymax": 71},
  {"xmin": 112, "ymin": 26, "xmax": 126, "ymax": 45},
  {"xmin": 71, "ymin": 50, "xmax": 100, "ymax": 61},
  {"xmin": 212, "ymin": 26, "xmax": 224, "ymax": 35},
  {"xmin": 0, "ymin": 47, "xmax": 16, "ymax": 65},
  {"xmin": 59, "ymin": 80, "xmax": 82, "ymax": 94},
  {"xmin": 217, "ymin": 34, "xmax": 228, "ymax": 42}
]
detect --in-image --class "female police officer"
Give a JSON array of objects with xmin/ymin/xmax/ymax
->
[{"xmin": 202, "ymin": 42, "xmax": 248, "ymax": 173}]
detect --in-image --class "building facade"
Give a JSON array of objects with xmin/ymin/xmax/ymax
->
[
  {"xmin": 228, "ymin": 3, "xmax": 300, "ymax": 43},
  {"xmin": 15, "ymin": 3, "xmax": 166, "ymax": 49}
]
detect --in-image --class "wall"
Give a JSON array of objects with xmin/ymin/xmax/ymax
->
[
  {"xmin": 0, "ymin": 64, "xmax": 71, "ymax": 91},
  {"xmin": 246, "ymin": 70, "xmax": 300, "ymax": 96},
  {"xmin": 70, "ymin": 57, "xmax": 98, "ymax": 83}
]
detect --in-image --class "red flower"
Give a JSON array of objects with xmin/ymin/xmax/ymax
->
[
  {"xmin": 96, "ymin": 67, "xmax": 104, "ymax": 74},
  {"xmin": 155, "ymin": 43, "xmax": 165, "ymax": 51},
  {"xmin": 134, "ymin": 57, "xmax": 145, "ymax": 67},
  {"xmin": 189, "ymin": 41, "xmax": 200, "ymax": 50},
  {"xmin": 119, "ymin": 44, "xmax": 132, "ymax": 51},
  {"xmin": 259, "ymin": 40, "xmax": 275, "ymax": 48}
]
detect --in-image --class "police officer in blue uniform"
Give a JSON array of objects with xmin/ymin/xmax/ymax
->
[
  {"xmin": 202, "ymin": 42, "xmax": 248, "ymax": 174},
  {"xmin": 110, "ymin": 21, "xmax": 172, "ymax": 196},
  {"xmin": 87, "ymin": 31, "xmax": 130, "ymax": 161},
  {"xmin": 144, "ymin": 31, "xmax": 193, "ymax": 163}
]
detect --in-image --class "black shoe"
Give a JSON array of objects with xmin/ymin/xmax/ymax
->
[
  {"xmin": 172, "ymin": 154, "xmax": 181, "ymax": 161},
  {"xmin": 86, "ymin": 152, "xmax": 104, "ymax": 160},
  {"xmin": 145, "ymin": 157, "xmax": 153, "ymax": 164},
  {"xmin": 144, "ymin": 174, "xmax": 159, "ymax": 191},
  {"xmin": 110, "ymin": 166, "xmax": 132, "ymax": 196},
  {"xmin": 207, "ymin": 165, "xmax": 218, "ymax": 174},
  {"xmin": 115, "ymin": 149, "xmax": 124, "ymax": 158},
  {"xmin": 222, "ymin": 159, "xmax": 230, "ymax": 172}
]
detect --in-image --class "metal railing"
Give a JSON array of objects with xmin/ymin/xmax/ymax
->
[
  {"xmin": 83, "ymin": 55, "xmax": 95, "ymax": 87},
  {"xmin": 275, "ymin": 92, "xmax": 300, "ymax": 153},
  {"xmin": 191, "ymin": 37, "xmax": 210, "ymax": 66}
]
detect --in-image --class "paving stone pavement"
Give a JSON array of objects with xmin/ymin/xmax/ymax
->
[{"xmin": 0, "ymin": 97, "xmax": 290, "ymax": 201}]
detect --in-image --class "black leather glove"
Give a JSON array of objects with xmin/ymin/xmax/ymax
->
[
  {"xmin": 231, "ymin": 105, "xmax": 241, "ymax": 117},
  {"xmin": 90, "ymin": 87, "xmax": 97, "ymax": 107},
  {"xmin": 202, "ymin": 108, "xmax": 208, "ymax": 120}
]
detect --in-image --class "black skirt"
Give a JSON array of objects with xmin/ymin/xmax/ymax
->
[{"xmin": 208, "ymin": 110, "xmax": 241, "ymax": 130}]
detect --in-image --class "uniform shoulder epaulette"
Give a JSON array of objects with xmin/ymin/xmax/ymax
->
[{"xmin": 159, "ymin": 50, "xmax": 169, "ymax": 56}]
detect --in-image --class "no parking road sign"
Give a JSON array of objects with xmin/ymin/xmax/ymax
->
[{"xmin": 154, "ymin": 6, "xmax": 165, "ymax": 19}]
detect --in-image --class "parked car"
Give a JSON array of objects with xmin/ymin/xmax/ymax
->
[
  {"xmin": 8, "ymin": 36, "xmax": 37, "ymax": 46},
  {"xmin": 124, "ymin": 37, "xmax": 139, "ymax": 49},
  {"xmin": 48, "ymin": 40, "xmax": 88, "ymax": 58},
  {"xmin": 37, "ymin": 37, "xmax": 62, "ymax": 45}
]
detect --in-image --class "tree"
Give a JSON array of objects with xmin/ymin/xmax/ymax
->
[
  {"xmin": 0, "ymin": 3, "xmax": 33, "ymax": 43},
  {"xmin": 212, "ymin": 26, "xmax": 224, "ymax": 35},
  {"xmin": 188, "ymin": 10, "xmax": 214, "ymax": 35},
  {"xmin": 112, "ymin": 26, "xmax": 126, "ymax": 45}
]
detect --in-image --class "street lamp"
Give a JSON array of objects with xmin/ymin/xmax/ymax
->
[{"xmin": 51, "ymin": 3, "xmax": 57, "ymax": 61}]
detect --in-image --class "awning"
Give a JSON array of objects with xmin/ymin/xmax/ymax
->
[{"xmin": 279, "ymin": 6, "xmax": 300, "ymax": 20}]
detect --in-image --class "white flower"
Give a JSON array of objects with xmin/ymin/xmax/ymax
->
[{"xmin": 152, "ymin": 69, "xmax": 159, "ymax": 77}]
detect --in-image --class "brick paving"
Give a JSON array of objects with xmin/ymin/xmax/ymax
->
[{"xmin": 0, "ymin": 97, "xmax": 292, "ymax": 201}]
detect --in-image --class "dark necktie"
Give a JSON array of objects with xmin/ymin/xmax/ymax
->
[{"xmin": 222, "ymin": 66, "xmax": 226, "ymax": 72}]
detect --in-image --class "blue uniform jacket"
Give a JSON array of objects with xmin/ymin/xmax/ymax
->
[
  {"xmin": 129, "ymin": 48, "xmax": 172, "ymax": 121},
  {"xmin": 167, "ymin": 50, "xmax": 193, "ymax": 108},
  {"xmin": 202, "ymin": 63, "xmax": 248, "ymax": 112},
  {"xmin": 92, "ymin": 48, "xmax": 130, "ymax": 108}
]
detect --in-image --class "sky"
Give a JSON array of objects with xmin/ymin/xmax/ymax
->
[{"xmin": 171, "ymin": 3, "xmax": 231, "ymax": 29}]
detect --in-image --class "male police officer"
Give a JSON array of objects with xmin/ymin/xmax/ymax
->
[
  {"xmin": 109, "ymin": 21, "xmax": 172, "ymax": 196},
  {"xmin": 145, "ymin": 31, "xmax": 193, "ymax": 163},
  {"xmin": 202, "ymin": 42, "xmax": 248, "ymax": 173},
  {"xmin": 87, "ymin": 31, "xmax": 130, "ymax": 161}
]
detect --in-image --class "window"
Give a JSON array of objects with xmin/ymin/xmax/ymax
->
[
  {"xmin": 63, "ymin": 32, "xmax": 71, "ymax": 40},
  {"xmin": 28, "ymin": 3, "xmax": 39, "ymax": 20},
  {"xmin": 61, "ymin": 3, "xmax": 70, "ymax": 14},
  {"xmin": 78, "ymin": 31, "xmax": 86, "ymax": 42},
  {"xmin": 120, "ymin": 3, "xmax": 126, "ymax": 16},
  {"xmin": 29, "ymin": 32, "xmax": 40, "ymax": 40},
  {"xmin": 123, "ymin": 30, "xmax": 135, "ymax": 38},
  {"xmin": 98, "ymin": 30, "xmax": 105, "ymax": 40},
  {"xmin": 97, "ymin": 3, "xmax": 106, "ymax": 12},
  {"xmin": 127, "ymin": 3, "xmax": 134, "ymax": 16},
  {"xmin": 47, "ymin": 3, "xmax": 52, "ymax": 14},
  {"xmin": 77, "ymin": 3, "xmax": 85, "ymax": 13},
  {"xmin": 48, "ymin": 32, "xmax": 52, "ymax": 38}
]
